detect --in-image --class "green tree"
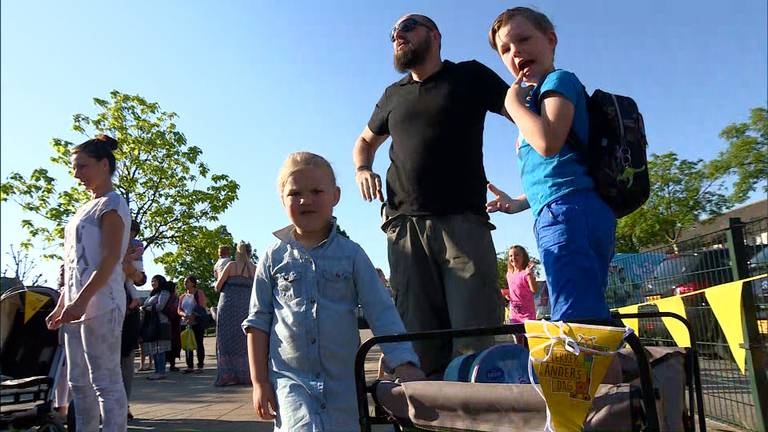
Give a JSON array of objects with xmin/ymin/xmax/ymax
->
[
  {"xmin": 154, "ymin": 225, "xmax": 233, "ymax": 301},
  {"xmin": 0, "ymin": 91, "xmax": 240, "ymax": 292},
  {"xmin": 616, "ymin": 152, "xmax": 728, "ymax": 251},
  {"xmin": 708, "ymin": 106, "xmax": 767, "ymax": 204}
]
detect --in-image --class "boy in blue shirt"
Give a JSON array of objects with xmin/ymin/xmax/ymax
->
[{"xmin": 486, "ymin": 7, "xmax": 616, "ymax": 323}]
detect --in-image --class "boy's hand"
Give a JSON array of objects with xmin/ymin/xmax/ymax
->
[
  {"xmin": 393, "ymin": 363, "xmax": 425, "ymax": 383},
  {"xmin": 252, "ymin": 381, "xmax": 278, "ymax": 420},
  {"xmin": 508, "ymin": 71, "xmax": 535, "ymax": 109}
]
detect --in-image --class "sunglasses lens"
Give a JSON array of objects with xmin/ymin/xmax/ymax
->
[{"xmin": 390, "ymin": 18, "xmax": 419, "ymax": 42}]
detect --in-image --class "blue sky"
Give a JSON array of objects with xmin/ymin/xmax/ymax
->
[{"xmin": 2, "ymin": 1, "xmax": 766, "ymax": 287}]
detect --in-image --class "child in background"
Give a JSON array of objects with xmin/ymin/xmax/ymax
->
[
  {"xmin": 486, "ymin": 7, "xmax": 616, "ymax": 323},
  {"xmin": 243, "ymin": 152, "xmax": 423, "ymax": 430},
  {"xmin": 506, "ymin": 245, "xmax": 537, "ymax": 323}
]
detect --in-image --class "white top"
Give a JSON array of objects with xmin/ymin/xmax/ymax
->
[
  {"xmin": 63, "ymin": 191, "xmax": 130, "ymax": 320},
  {"xmin": 213, "ymin": 257, "xmax": 231, "ymax": 278}
]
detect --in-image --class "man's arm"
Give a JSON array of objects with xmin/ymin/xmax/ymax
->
[{"xmin": 353, "ymin": 126, "xmax": 389, "ymax": 202}]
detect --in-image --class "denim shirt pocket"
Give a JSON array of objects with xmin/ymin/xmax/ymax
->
[
  {"xmin": 320, "ymin": 268, "xmax": 356, "ymax": 305},
  {"xmin": 274, "ymin": 269, "xmax": 302, "ymax": 302}
]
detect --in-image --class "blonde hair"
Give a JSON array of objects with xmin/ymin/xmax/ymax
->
[
  {"xmin": 235, "ymin": 241, "xmax": 252, "ymax": 264},
  {"xmin": 276, "ymin": 152, "xmax": 336, "ymax": 194},
  {"xmin": 507, "ymin": 245, "xmax": 531, "ymax": 272},
  {"xmin": 488, "ymin": 7, "xmax": 556, "ymax": 52}
]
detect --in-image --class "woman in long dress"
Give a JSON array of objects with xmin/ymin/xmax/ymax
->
[{"xmin": 213, "ymin": 241, "xmax": 256, "ymax": 385}]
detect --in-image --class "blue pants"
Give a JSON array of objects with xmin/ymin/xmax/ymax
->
[{"xmin": 535, "ymin": 190, "xmax": 616, "ymax": 321}]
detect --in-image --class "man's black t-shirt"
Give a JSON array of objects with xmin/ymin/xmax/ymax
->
[{"xmin": 368, "ymin": 60, "xmax": 508, "ymax": 217}]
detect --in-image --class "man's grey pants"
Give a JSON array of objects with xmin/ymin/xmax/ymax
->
[{"xmin": 385, "ymin": 213, "xmax": 503, "ymax": 376}]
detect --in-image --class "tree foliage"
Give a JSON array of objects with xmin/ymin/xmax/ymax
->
[
  {"xmin": 2, "ymin": 244, "xmax": 46, "ymax": 287},
  {"xmin": 616, "ymin": 152, "xmax": 729, "ymax": 251},
  {"xmin": 708, "ymin": 106, "xmax": 767, "ymax": 204},
  {"xmin": 0, "ymin": 90, "xmax": 240, "ymax": 277},
  {"xmin": 154, "ymin": 225, "xmax": 233, "ymax": 301}
]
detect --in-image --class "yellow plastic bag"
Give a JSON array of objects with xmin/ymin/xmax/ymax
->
[
  {"xmin": 525, "ymin": 320, "xmax": 628, "ymax": 431},
  {"xmin": 181, "ymin": 327, "xmax": 197, "ymax": 351}
]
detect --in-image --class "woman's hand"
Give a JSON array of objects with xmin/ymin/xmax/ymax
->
[
  {"xmin": 252, "ymin": 381, "xmax": 279, "ymax": 420},
  {"xmin": 60, "ymin": 299, "xmax": 87, "ymax": 323},
  {"xmin": 46, "ymin": 307, "xmax": 64, "ymax": 330}
]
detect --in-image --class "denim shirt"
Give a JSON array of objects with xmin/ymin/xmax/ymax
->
[{"xmin": 242, "ymin": 219, "xmax": 418, "ymax": 431}]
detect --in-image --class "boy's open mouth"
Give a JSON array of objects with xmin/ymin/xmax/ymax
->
[{"xmin": 517, "ymin": 59, "xmax": 534, "ymax": 72}]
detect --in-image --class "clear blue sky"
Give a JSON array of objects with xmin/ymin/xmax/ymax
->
[{"xmin": 2, "ymin": 1, "xmax": 766, "ymax": 287}]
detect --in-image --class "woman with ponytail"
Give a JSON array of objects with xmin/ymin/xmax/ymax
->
[{"xmin": 45, "ymin": 134, "xmax": 130, "ymax": 431}]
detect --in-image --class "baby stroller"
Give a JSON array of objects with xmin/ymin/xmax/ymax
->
[
  {"xmin": 1, "ymin": 285, "xmax": 66, "ymax": 431},
  {"xmin": 355, "ymin": 312, "xmax": 705, "ymax": 432}
]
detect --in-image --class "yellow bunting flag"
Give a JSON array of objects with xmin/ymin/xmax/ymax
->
[
  {"xmin": 616, "ymin": 304, "xmax": 639, "ymax": 333},
  {"xmin": 525, "ymin": 320, "xmax": 627, "ymax": 431},
  {"xmin": 24, "ymin": 291, "xmax": 50, "ymax": 324},
  {"xmin": 652, "ymin": 296, "xmax": 690, "ymax": 348},
  {"xmin": 704, "ymin": 279, "xmax": 748, "ymax": 373}
]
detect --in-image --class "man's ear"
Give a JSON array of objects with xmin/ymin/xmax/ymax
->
[{"xmin": 333, "ymin": 186, "xmax": 341, "ymax": 206}]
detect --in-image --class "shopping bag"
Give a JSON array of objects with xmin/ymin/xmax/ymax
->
[{"xmin": 181, "ymin": 327, "xmax": 197, "ymax": 351}]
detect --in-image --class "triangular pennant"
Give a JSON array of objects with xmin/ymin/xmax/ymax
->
[
  {"xmin": 24, "ymin": 291, "xmax": 49, "ymax": 324},
  {"xmin": 652, "ymin": 296, "xmax": 690, "ymax": 348},
  {"xmin": 616, "ymin": 304, "xmax": 639, "ymax": 333},
  {"xmin": 704, "ymin": 279, "xmax": 749, "ymax": 373},
  {"xmin": 525, "ymin": 320, "xmax": 627, "ymax": 431}
]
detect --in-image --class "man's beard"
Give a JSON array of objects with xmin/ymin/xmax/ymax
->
[{"xmin": 393, "ymin": 36, "xmax": 431, "ymax": 73}]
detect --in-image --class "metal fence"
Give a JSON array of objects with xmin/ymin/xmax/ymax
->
[{"xmin": 605, "ymin": 217, "xmax": 768, "ymax": 431}]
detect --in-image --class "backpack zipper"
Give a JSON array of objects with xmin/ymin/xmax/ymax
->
[{"xmin": 610, "ymin": 93, "xmax": 624, "ymax": 139}]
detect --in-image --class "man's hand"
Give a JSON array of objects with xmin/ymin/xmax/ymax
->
[
  {"xmin": 252, "ymin": 381, "xmax": 278, "ymax": 420},
  {"xmin": 486, "ymin": 183, "xmax": 529, "ymax": 214},
  {"xmin": 393, "ymin": 363, "xmax": 425, "ymax": 383},
  {"xmin": 356, "ymin": 168, "xmax": 384, "ymax": 202}
]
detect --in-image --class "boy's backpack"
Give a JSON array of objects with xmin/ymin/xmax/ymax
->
[{"xmin": 571, "ymin": 89, "xmax": 650, "ymax": 218}]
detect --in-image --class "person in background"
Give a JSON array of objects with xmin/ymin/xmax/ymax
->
[
  {"xmin": 505, "ymin": 245, "xmax": 537, "ymax": 323},
  {"xmin": 141, "ymin": 275, "xmax": 172, "ymax": 380},
  {"xmin": 121, "ymin": 220, "xmax": 146, "ymax": 421},
  {"xmin": 178, "ymin": 275, "xmax": 207, "ymax": 374},
  {"xmin": 214, "ymin": 241, "xmax": 256, "ymax": 385},
  {"xmin": 46, "ymin": 134, "xmax": 130, "ymax": 431},
  {"xmin": 165, "ymin": 282, "xmax": 182, "ymax": 372},
  {"xmin": 213, "ymin": 245, "xmax": 232, "ymax": 281}
]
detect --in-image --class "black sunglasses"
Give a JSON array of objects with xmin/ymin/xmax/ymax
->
[{"xmin": 390, "ymin": 18, "xmax": 430, "ymax": 42}]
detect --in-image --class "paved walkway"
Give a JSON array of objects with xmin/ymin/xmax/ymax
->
[{"xmin": 128, "ymin": 331, "xmax": 386, "ymax": 431}]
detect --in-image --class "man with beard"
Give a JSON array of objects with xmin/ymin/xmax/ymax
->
[{"xmin": 352, "ymin": 13, "xmax": 509, "ymax": 377}]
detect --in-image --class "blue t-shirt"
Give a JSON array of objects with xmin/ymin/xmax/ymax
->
[{"xmin": 517, "ymin": 69, "xmax": 593, "ymax": 217}]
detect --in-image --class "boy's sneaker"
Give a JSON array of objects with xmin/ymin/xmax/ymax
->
[{"xmin": 183, "ymin": 368, "xmax": 194, "ymax": 374}]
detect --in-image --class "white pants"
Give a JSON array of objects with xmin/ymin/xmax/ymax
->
[{"xmin": 64, "ymin": 308, "xmax": 127, "ymax": 431}]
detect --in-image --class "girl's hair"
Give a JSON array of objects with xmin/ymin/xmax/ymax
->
[
  {"xmin": 488, "ymin": 7, "xmax": 555, "ymax": 51},
  {"xmin": 235, "ymin": 240, "xmax": 252, "ymax": 264},
  {"xmin": 151, "ymin": 274, "xmax": 177, "ymax": 295},
  {"xmin": 507, "ymin": 245, "xmax": 531, "ymax": 271},
  {"xmin": 185, "ymin": 275, "xmax": 198, "ymax": 289},
  {"xmin": 71, "ymin": 134, "xmax": 119, "ymax": 174},
  {"xmin": 276, "ymin": 151, "xmax": 336, "ymax": 194}
]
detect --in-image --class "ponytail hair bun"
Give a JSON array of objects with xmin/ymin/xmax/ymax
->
[{"xmin": 72, "ymin": 134, "xmax": 119, "ymax": 174}]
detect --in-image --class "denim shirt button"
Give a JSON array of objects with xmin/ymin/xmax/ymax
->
[
  {"xmin": 310, "ymin": 298, "xmax": 316, "ymax": 304},
  {"xmin": 315, "ymin": 372, "xmax": 321, "ymax": 379},
  {"xmin": 320, "ymin": 403, "xmax": 326, "ymax": 409},
  {"xmin": 310, "ymin": 338, "xmax": 316, "ymax": 344}
]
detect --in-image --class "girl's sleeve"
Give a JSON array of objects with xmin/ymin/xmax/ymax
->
[
  {"xmin": 353, "ymin": 245, "xmax": 419, "ymax": 369},
  {"xmin": 241, "ymin": 249, "xmax": 274, "ymax": 334}
]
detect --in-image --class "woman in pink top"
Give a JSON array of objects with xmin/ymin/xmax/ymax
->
[{"xmin": 506, "ymin": 245, "xmax": 538, "ymax": 323}]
